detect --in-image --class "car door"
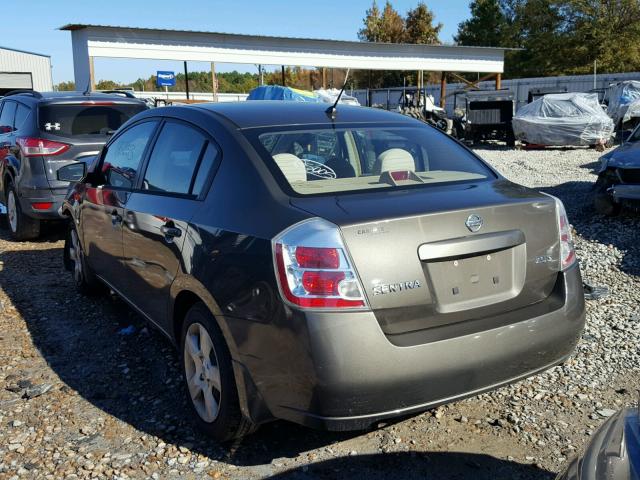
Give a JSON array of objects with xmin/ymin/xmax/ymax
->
[
  {"xmin": 122, "ymin": 120, "xmax": 220, "ymax": 331},
  {"xmin": 81, "ymin": 120, "xmax": 159, "ymax": 292}
]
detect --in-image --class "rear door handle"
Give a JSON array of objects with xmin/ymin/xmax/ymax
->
[{"xmin": 160, "ymin": 224, "xmax": 182, "ymax": 239}]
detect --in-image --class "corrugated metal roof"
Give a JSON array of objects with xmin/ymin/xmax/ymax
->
[
  {"xmin": 59, "ymin": 23, "xmax": 517, "ymax": 52},
  {"xmin": 0, "ymin": 45, "xmax": 50, "ymax": 58}
]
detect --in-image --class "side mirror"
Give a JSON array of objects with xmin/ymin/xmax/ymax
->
[{"xmin": 57, "ymin": 162, "xmax": 87, "ymax": 182}]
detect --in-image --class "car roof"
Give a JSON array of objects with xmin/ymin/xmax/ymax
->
[{"xmin": 193, "ymin": 101, "xmax": 416, "ymax": 129}]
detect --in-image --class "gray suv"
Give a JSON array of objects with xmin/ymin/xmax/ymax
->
[{"xmin": 0, "ymin": 90, "xmax": 147, "ymax": 239}]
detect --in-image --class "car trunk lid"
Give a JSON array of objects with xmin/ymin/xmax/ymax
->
[{"xmin": 291, "ymin": 180, "xmax": 561, "ymax": 335}]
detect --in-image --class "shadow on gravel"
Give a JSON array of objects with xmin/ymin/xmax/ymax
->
[
  {"xmin": 0, "ymin": 232, "xmax": 361, "ymax": 466},
  {"xmin": 269, "ymin": 452, "xmax": 555, "ymax": 480}
]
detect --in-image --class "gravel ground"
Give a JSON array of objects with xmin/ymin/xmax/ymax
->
[{"xmin": 0, "ymin": 146, "xmax": 638, "ymax": 480}]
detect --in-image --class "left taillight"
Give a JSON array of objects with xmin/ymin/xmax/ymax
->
[
  {"xmin": 273, "ymin": 218, "xmax": 368, "ymax": 310},
  {"xmin": 17, "ymin": 137, "xmax": 70, "ymax": 157}
]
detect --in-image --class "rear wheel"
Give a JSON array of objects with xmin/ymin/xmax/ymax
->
[
  {"xmin": 181, "ymin": 303, "xmax": 253, "ymax": 441},
  {"xmin": 6, "ymin": 182, "xmax": 40, "ymax": 241},
  {"xmin": 64, "ymin": 223, "xmax": 102, "ymax": 295}
]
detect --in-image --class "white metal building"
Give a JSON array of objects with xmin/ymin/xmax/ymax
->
[{"xmin": 0, "ymin": 46, "xmax": 53, "ymax": 94}]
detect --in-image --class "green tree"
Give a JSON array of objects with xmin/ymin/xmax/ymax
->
[
  {"xmin": 378, "ymin": 1, "xmax": 406, "ymax": 42},
  {"xmin": 454, "ymin": 0, "xmax": 510, "ymax": 47},
  {"xmin": 56, "ymin": 81, "xmax": 75, "ymax": 91},
  {"xmin": 95, "ymin": 79, "xmax": 122, "ymax": 90},
  {"xmin": 405, "ymin": 2, "xmax": 442, "ymax": 44},
  {"xmin": 358, "ymin": 0, "xmax": 383, "ymax": 41},
  {"xmin": 560, "ymin": 0, "xmax": 640, "ymax": 74}
]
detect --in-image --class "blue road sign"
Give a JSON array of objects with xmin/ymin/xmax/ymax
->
[{"xmin": 156, "ymin": 71, "xmax": 176, "ymax": 87}]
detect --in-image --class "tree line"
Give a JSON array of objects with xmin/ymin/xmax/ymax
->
[{"xmin": 56, "ymin": 1, "xmax": 640, "ymax": 92}]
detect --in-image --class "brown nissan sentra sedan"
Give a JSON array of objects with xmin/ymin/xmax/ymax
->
[{"xmin": 57, "ymin": 102, "xmax": 586, "ymax": 441}]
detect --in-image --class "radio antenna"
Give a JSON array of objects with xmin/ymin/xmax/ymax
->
[{"xmin": 326, "ymin": 68, "xmax": 350, "ymax": 121}]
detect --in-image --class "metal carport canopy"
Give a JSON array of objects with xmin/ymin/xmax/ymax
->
[{"xmin": 60, "ymin": 24, "xmax": 506, "ymax": 90}]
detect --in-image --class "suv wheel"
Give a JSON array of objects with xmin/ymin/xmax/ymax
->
[
  {"xmin": 181, "ymin": 303, "xmax": 254, "ymax": 441},
  {"xmin": 64, "ymin": 223, "xmax": 102, "ymax": 295},
  {"xmin": 6, "ymin": 182, "xmax": 40, "ymax": 241},
  {"xmin": 594, "ymin": 176, "xmax": 621, "ymax": 216}
]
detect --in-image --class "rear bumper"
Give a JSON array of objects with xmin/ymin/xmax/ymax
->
[
  {"xmin": 236, "ymin": 263, "xmax": 585, "ymax": 430},
  {"xmin": 17, "ymin": 189, "xmax": 66, "ymax": 220}
]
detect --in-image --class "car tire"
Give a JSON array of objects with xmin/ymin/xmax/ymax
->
[
  {"xmin": 64, "ymin": 222, "xmax": 102, "ymax": 295},
  {"xmin": 5, "ymin": 182, "xmax": 40, "ymax": 241},
  {"xmin": 594, "ymin": 177, "xmax": 621, "ymax": 216},
  {"xmin": 181, "ymin": 302, "xmax": 254, "ymax": 442}
]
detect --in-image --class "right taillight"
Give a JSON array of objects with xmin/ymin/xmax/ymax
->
[
  {"xmin": 273, "ymin": 218, "xmax": 368, "ymax": 310},
  {"xmin": 552, "ymin": 196, "xmax": 576, "ymax": 271}
]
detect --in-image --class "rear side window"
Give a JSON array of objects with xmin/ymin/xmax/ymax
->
[
  {"xmin": 38, "ymin": 103, "xmax": 147, "ymax": 137},
  {"xmin": 14, "ymin": 104, "xmax": 31, "ymax": 130},
  {"xmin": 142, "ymin": 122, "xmax": 217, "ymax": 196},
  {"xmin": 102, "ymin": 121, "xmax": 157, "ymax": 189},
  {"xmin": 0, "ymin": 101, "xmax": 16, "ymax": 133}
]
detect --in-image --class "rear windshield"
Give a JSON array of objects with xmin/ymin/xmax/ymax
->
[
  {"xmin": 250, "ymin": 125, "xmax": 494, "ymax": 195},
  {"xmin": 38, "ymin": 103, "xmax": 147, "ymax": 138}
]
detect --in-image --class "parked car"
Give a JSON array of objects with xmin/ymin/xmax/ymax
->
[
  {"xmin": 594, "ymin": 123, "xmax": 640, "ymax": 215},
  {"xmin": 557, "ymin": 406, "xmax": 639, "ymax": 480},
  {"xmin": 58, "ymin": 102, "xmax": 586, "ymax": 441},
  {"xmin": 0, "ymin": 90, "xmax": 148, "ymax": 240},
  {"xmin": 512, "ymin": 93, "xmax": 614, "ymax": 147}
]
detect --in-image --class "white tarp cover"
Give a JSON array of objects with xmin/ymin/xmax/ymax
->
[
  {"xmin": 512, "ymin": 93, "xmax": 614, "ymax": 146},
  {"xmin": 314, "ymin": 88, "xmax": 360, "ymax": 106},
  {"xmin": 606, "ymin": 81, "xmax": 640, "ymax": 125}
]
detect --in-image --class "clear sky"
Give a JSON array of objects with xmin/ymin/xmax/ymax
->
[{"xmin": 3, "ymin": 0, "xmax": 472, "ymax": 85}]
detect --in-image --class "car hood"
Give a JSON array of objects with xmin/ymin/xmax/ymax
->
[{"xmin": 602, "ymin": 142, "xmax": 640, "ymax": 170}]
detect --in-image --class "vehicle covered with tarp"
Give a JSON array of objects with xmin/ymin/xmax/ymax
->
[
  {"xmin": 512, "ymin": 93, "xmax": 614, "ymax": 146},
  {"xmin": 607, "ymin": 80, "xmax": 640, "ymax": 127},
  {"xmin": 247, "ymin": 85, "xmax": 321, "ymax": 103}
]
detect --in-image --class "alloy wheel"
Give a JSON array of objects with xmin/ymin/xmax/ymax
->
[
  {"xmin": 7, "ymin": 190, "xmax": 17, "ymax": 233},
  {"xmin": 184, "ymin": 322, "xmax": 222, "ymax": 423}
]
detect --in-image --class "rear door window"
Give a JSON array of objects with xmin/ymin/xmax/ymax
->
[
  {"xmin": 38, "ymin": 103, "xmax": 147, "ymax": 138},
  {"xmin": 0, "ymin": 101, "xmax": 17, "ymax": 133},
  {"xmin": 142, "ymin": 121, "xmax": 218, "ymax": 196},
  {"xmin": 101, "ymin": 121, "xmax": 158, "ymax": 189}
]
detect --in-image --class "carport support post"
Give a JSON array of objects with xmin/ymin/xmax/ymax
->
[
  {"xmin": 183, "ymin": 61, "xmax": 190, "ymax": 100},
  {"xmin": 211, "ymin": 62, "xmax": 218, "ymax": 102},
  {"xmin": 440, "ymin": 72, "xmax": 447, "ymax": 108},
  {"xmin": 281, "ymin": 66, "xmax": 286, "ymax": 86},
  {"xmin": 496, "ymin": 72, "xmax": 502, "ymax": 90},
  {"xmin": 88, "ymin": 56, "xmax": 95, "ymax": 92}
]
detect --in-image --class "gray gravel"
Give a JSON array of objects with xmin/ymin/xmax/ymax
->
[{"xmin": 0, "ymin": 145, "xmax": 638, "ymax": 480}]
